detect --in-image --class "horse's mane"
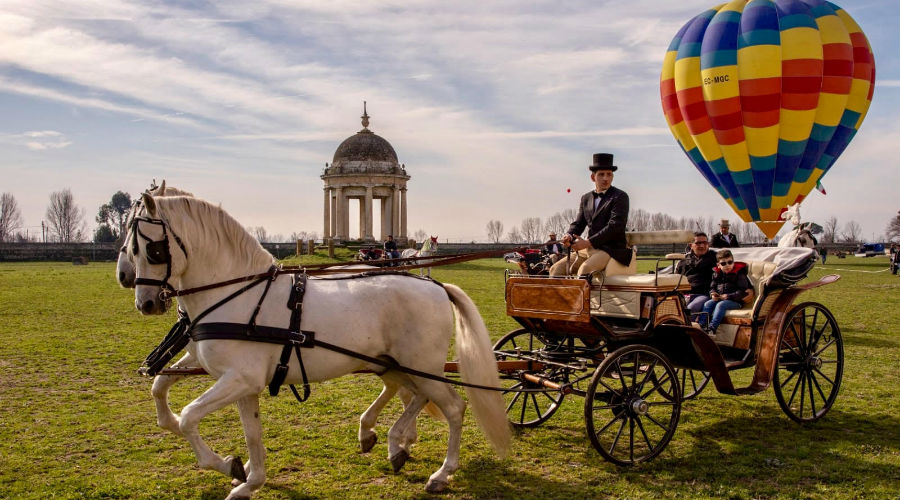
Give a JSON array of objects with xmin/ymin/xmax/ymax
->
[{"xmin": 153, "ymin": 196, "xmax": 276, "ymax": 270}]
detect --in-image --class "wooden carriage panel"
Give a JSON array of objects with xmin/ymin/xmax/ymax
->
[{"xmin": 506, "ymin": 277, "xmax": 591, "ymax": 322}]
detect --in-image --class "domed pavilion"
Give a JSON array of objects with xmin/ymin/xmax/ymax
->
[{"xmin": 321, "ymin": 103, "xmax": 410, "ymax": 243}]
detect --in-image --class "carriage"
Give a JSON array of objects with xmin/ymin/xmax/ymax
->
[{"xmin": 484, "ymin": 231, "xmax": 843, "ymax": 465}]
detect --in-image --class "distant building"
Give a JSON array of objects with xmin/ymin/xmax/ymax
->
[{"xmin": 321, "ymin": 103, "xmax": 410, "ymax": 243}]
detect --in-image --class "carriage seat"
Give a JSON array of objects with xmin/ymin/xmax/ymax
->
[{"xmin": 722, "ymin": 260, "xmax": 777, "ymax": 321}]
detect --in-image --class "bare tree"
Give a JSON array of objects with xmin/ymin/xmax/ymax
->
[
  {"xmin": 45, "ymin": 189, "xmax": 86, "ymax": 242},
  {"xmin": 520, "ymin": 217, "xmax": 543, "ymax": 243},
  {"xmin": 841, "ymin": 220, "xmax": 862, "ymax": 243},
  {"xmin": 412, "ymin": 228, "xmax": 427, "ymax": 243},
  {"xmin": 823, "ymin": 216, "xmax": 839, "ymax": 244},
  {"xmin": 628, "ymin": 208, "xmax": 650, "ymax": 231},
  {"xmin": 544, "ymin": 212, "xmax": 568, "ymax": 236},
  {"xmin": 0, "ymin": 192, "xmax": 24, "ymax": 242},
  {"xmin": 486, "ymin": 220, "xmax": 504, "ymax": 243},
  {"xmin": 506, "ymin": 226, "xmax": 523, "ymax": 243},
  {"xmin": 885, "ymin": 211, "xmax": 900, "ymax": 242},
  {"xmin": 247, "ymin": 226, "xmax": 270, "ymax": 242}
]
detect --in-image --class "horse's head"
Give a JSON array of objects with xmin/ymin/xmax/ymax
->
[
  {"xmin": 128, "ymin": 193, "xmax": 187, "ymax": 315},
  {"xmin": 116, "ymin": 181, "xmax": 193, "ymax": 289}
]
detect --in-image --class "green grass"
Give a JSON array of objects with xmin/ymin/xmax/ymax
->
[{"xmin": 0, "ymin": 254, "xmax": 897, "ymax": 499}]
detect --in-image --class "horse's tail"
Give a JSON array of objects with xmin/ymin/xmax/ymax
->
[{"xmin": 443, "ymin": 283, "xmax": 511, "ymax": 458}]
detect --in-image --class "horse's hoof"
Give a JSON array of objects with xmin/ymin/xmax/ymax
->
[
  {"xmin": 227, "ymin": 455, "xmax": 247, "ymax": 483},
  {"xmin": 425, "ymin": 478, "xmax": 448, "ymax": 493},
  {"xmin": 360, "ymin": 434, "xmax": 377, "ymax": 453},
  {"xmin": 390, "ymin": 449, "xmax": 410, "ymax": 473}
]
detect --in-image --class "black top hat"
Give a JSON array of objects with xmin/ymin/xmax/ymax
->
[{"xmin": 589, "ymin": 153, "xmax": 617, "ymax": 172}]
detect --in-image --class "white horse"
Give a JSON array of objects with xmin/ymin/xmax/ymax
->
[
  {"xmin": 778, "ymin": 203, "xmax": 820, "ymax": 249},
  {"xmin": 117, "ymin": 185, "xmax": 437, "ymax": 470},
  {"xmin": 127, "ymin": 194, "xmax": 509, "ymax": 499},
  {"xmin": 400, "ymin": 236, "xmax": 439, "ymax": 276}
]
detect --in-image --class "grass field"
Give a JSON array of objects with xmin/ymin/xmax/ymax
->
[{"xmin": 0, "ymin": 253, "xmax": 897, "ymax": 500}]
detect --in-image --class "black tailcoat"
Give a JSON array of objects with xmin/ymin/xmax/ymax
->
[{"xmin": 567, "ymin": 185, "xmax": 631, "ymax": 265}]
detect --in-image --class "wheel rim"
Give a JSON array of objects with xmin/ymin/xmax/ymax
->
[
  {"xmin": 676, "ymin": 368, "xmax": 711, "ymax": 400},
  {"xmin": 773, "ymin": 302, "xmax": 843, "ymax": 423},
  {"xmin": 585, "ymin": 345, "xmax": 681, "ymax": 465},
  {"xmin": 494, "ymin": 329, "xmax": 566, "ymax": 427}
]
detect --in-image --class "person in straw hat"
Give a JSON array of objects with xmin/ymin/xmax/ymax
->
[
  {"xmin": 550, "ymin": 153, "xmax": 631, "ymax": 277},
  {"xmin": 711, "ymin": 219, "xmax": 740, "ymax": 248}
]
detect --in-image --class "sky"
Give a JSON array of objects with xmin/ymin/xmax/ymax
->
[{"xmin": 1, "ymin": 0, "xmax": 898, "ymax": 243}]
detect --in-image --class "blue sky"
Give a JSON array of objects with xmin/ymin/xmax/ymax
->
[{"xmin": 1, "ymin": 0, "xmax": 897, "ymax": 242}]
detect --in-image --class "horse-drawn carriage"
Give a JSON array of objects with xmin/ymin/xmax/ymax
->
[{"xmin": 489, "ymin": 231, "xmax": 843, "ymax": 464}]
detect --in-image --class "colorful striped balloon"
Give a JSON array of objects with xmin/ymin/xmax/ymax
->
[{"xmin": 660, "ymin": 0, "xmax": 875, "ymax": 239}]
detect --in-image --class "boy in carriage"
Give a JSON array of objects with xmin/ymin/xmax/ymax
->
[{"xmin": 701, "ymin": 249, "xmax": 754, "ymax": 334}]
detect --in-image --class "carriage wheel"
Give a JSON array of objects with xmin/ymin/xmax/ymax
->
[
  {"xmin": 493, "ymin": 328, "xmax": 566, "ymax": 427},
  {"xmin": 773, "ymin": 302, "xmax": 843, "ymax": 423},
  {"xmin": 675, "ymin": 368, "xmax": 711, "ymax": 400},
  {"xmin": 584, "ymin": 345, "xmax": 681, "ymax": 465}
]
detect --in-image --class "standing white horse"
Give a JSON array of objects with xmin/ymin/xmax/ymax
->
[
  {"xmin": 778, "ymin": 203, "xmax": 820, "ymax": 249},
  {"xmin": 401, "ymin": 236, "xmax": 439, "ymax": 276},
  {"xmin": 127, "ymin": 194, "xmax": 509, "ymax": 499}
]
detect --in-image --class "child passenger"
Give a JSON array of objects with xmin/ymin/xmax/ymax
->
[{"xmin": 702, "ymin": 249, "xmax": 753, "ymax": 334}]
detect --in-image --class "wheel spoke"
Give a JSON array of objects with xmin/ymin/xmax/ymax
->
[
  {"xmin": 814, "ymin": 338, "xmax": 837, "ymax": 358},
  {"xmin": 642, "ymin": 370, "xmax": 672, "ymax": 400},
  {"xmin": 635, "ymin": 358, "xmax": 660, "ymax": 394},
  {"xmin": 810, "ymin": 370, "xmax": 829, "ymax": 404},
  {"xmin": 629, "ymin": 417, "xmax": 635, "ymax": 463},
  {"xmin": 780, "ymin": 366, "xmax": 799, "ymax": 387},
  {"xmin": 798, "ymin": 370, "xmax": 807, "ymax": 417},
  {"xmin": 808, "ymin": 307, "xmax": 821, "ymax": 352},
  {"xmin": 529, "ymin": 393, "xmax": 542, "ymax": 419},
  {"xmin": 783, "ymin": 324, "xmax": 804, "ymax": 359},
  {"xmin": 807, "ymin": 370, "xmax": 817, "ymax": 417},
  {"xmin": 812, "ymin": 366, "xmax": 836, "ymax": 386},
  {"xmin": 595, "ymin": 407, "xmax": 627, "ymax": 436},
  {"xmin": 786, "ymin": 369, "xmax": 804, "ymax": 409},
  {"xmin": 635, "ymin": 415, "xmax": 656, "ymax": 453},
  {"xmin": 614, "ymin": 358, "xmax": 629, "ymax": 393},
  {"xmin": 643, "ymin": 410, "xmax": 671, "ymax": 433},
  {"xmin": 519, "ymin": 389, "xmax": 529, "ymax": 422},
  {"xmin": 505, "ymin": 384, "xmax": 524, "ymax": 413},
  {"xmin": 608, "ymin": 416, "xmax": 628, "ymax": 455}
]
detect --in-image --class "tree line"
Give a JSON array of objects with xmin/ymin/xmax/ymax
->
[{"xmin": 485, "ymin": 207, "xmax": 900, "ymax": 245}]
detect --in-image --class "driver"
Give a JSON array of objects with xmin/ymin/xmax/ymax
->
[
  {"xmin": 383, "ymin": 235, "xmax": 400, "ymax": 260},
  {"xmin": 549, "ymin": 153, "xmax": 631, "ymax": 277}
]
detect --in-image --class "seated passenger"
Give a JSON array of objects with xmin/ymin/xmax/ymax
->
[
  {"xmin": 383, "ymin": 235, "xmax": 400, "ymax": 260},
  {"xmin": 701, "ymin": 249, "xmax": 753, "ymax": 334},
  {"xmin": 675, "ymin": 232, "xmax": 717, "ymax": 316},
  {"xmin": 550, "ymin": 153, "xmax": 631, "ymax": 277},
  {"xmin": 544, "ymin": 232, "xmax": 563, "ymax": 264}
]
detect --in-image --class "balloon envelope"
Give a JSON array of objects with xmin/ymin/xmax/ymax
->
[{"xmin": 660, "ymin": 0, "xmax": 875, "ymax": 238}]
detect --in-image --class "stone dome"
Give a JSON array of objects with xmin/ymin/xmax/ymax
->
[{"xmin": 332, "ymin": 129, "xmax": 398, "ymax": 164}]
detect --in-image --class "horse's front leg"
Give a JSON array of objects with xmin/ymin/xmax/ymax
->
[
  {"xmin": 150, "ymin": 351, "xmax": 197, "ymax": 435},
  {"xmin": 178, "ymin": 372, "xmax": 262, "ymax": 490},
  {"xmin": 359, "ymin": 381, "xmax": 399, "ymax": 453},
  {"xmin": 227, "ymin": 394, "xmax": 265, "ymax": 499}
]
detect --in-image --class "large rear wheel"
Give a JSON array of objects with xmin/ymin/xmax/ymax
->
[
  {"xmin": 773, "ymin": 302, "xmax": 843, "ymax": 422},
  {"xmin": 584, "ymin": 345, "xmax": 681, "ymax": 465}
]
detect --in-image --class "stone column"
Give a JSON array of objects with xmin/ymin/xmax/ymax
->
[
  {"xmin": 323, "ymin": 187, "xmax": 331, "ymax": 240},
  {"xmin": 381, "ymin": 197, "xmax": 391, "ymax": 240},
  {"xmin": 334, "ymin": 186, "xmax": 343, "ymax": 241},
  {"xmin": 400, "ymin": 187, "xmax": 408, "ymax": 240},
  {"xmin": 342, "ymin": 196, "xmax": 350, "ymax": 241},
  {"xmin": 364, "ymin": 186, "xmax": 374, "ymax": 241},
  {"xmin": 358, "ymin": 197, "xmax": 366, "ymax": 240},
  {"xmin": 392, "ymin": 186, "xmax": 400, "ymax": 242}
]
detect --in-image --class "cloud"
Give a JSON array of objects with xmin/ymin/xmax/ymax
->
[{"xmin": 0, "ymin": 130, "xmax": 73, "ymax": 150}]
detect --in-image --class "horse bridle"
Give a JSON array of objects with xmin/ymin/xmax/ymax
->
[{"xmin": 128, "ymin": 210, "xmax": 187, "ymax": 297}]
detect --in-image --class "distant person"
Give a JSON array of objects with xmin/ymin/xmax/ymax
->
[
  {"xmin": 701, "ymin": 249, "xmax": 753, "ymax": 335},
  {"xmin": 711, "ymin": 219, "xmax": 739, "ymax": 248},
  {"xmin": 383, "ymin": 235, "xmax": 400, "ymax": 259},
  {"xmin": 549, "ymin": 153, "xmax": 631, "ymax": 277},
  {"xmin": 820, "ymin": 245, "xmax": 828, "ymax": 264},
  {"xmin": 544, "ymin": 232, "xmax": 563, "ymax": 264},
  {"xmin": 675, "ymin": 232, "xmax": 717, "ymax": 316}
]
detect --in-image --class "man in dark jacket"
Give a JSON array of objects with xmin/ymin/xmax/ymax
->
[
  {"xmin": 550, "ymin": 153, "xmax": 631, "ymax": 277},
  {"xmin": 711, "ymin": 219, "xmax": 739, "ymax": 248},
  {"xmin": 675, "ymin": 232, "xmax": 717, "ymax": 314}
]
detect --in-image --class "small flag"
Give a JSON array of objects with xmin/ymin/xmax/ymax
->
[{"xmin": 816, "ymin": 181, "xmax": 826, "ymax": 195}]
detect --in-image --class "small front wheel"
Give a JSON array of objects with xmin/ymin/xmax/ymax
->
[
  {"xmin": 773, "ymin": 302, "xmax": 843, "ymax": 423},
  {"xmin": 584, "ymin": 345, "xmax": 681, "ymax": 465},
  {"xmin": 494, "ymin": 328, "xmax": 566, "ymax": 427}
]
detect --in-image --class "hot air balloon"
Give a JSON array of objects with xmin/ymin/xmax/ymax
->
[{"xmin": 660, "ymin": 0, "xmax": 875, "ymax": 239}]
